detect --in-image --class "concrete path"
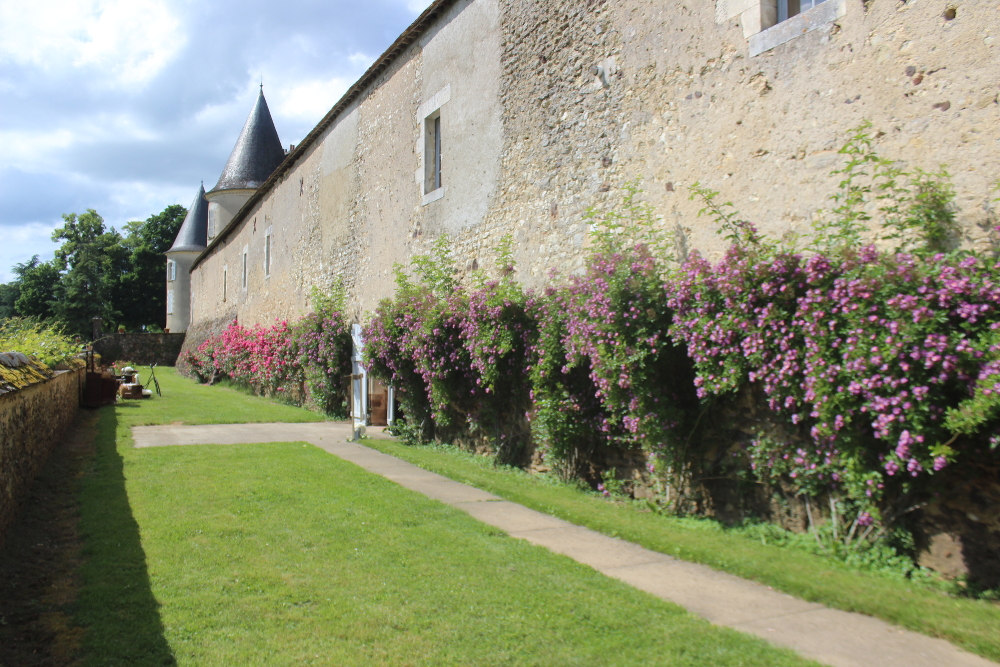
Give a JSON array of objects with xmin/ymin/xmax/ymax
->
[{"xmin": 132, "ymin": 422, "xmax": 997, "ymax": 667}]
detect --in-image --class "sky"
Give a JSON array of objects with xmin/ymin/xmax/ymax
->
[{"xmin": 0, "ymin": 0, "xmax": 435, "ymax": 283}]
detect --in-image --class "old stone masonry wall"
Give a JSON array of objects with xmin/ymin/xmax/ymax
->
[
  {"xmin": 186, "ymin": 0, "xmax": 1000, "ymax": 338},
  {"xmin": 0, "ymin": 358, "xmax": 83, "ymax": 547},
  {"xmin": 486, "ymin": 0, "xmax": 1000, "ymax": 285}
]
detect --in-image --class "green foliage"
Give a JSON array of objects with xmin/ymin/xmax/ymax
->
[
  {"xmin": 115, "ymin": 204, "xmax": 187, "ymax": 330},
  {"xmin": 409, "ymin": 233, "xmax": 458, "ymax": 297},
  {"xmin": 49, "ymin": 209, "xmax": 127, "ymax": 335},
  {"xmin": 689, "ymin": 182, "xmax": 766, "ymax": 249},
  {"xmin": 586, "ymin": 178, "xmax": 679, "ymax": 263},
  {"xmin": 10, "ymin": 255, "xmax": 61, "ymax": 321},
  {"xmin": 810, "ymin": 121, "xmax": 960, "ymax": 254},
  {"xmin": 1, "ymin": 204, "xmax": 187, "ymax": 336},
  {"xmin": 0, "ymin": 317, "xmax": 80, "ymax": 367}
]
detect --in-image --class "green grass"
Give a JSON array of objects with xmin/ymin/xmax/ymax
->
[
  {"xmin": 121, "ymin": 366, "xmax": 326, "ymax": 425},
  {"xmin": 72, "ymin": 372, "xmax": 819, "ymax": 666},
  {"xmin": 362, "ymin": 440, "xmax": 1000, "ymax": 663}
]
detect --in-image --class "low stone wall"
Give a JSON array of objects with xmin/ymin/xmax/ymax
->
[
  {"xmin": 0, "ymin": 363, "xmax": 83, "ymax": 547},
  {"xmin": 92, "ymin": 333, "xmax": 186, "ymax": 367}
]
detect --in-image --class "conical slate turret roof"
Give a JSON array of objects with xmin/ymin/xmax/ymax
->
[
  {"xmin": 168, "ymin": 184, "xmax": 209, "ymax": 252},
  {"xmin": 211, "ymin": 89, "xmax": 285, "ymax": 192}
]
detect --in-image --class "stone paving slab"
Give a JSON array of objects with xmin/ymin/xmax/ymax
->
[{"xmin": 131, "ymin": 422, "xmax": 998, "ymax": 667}]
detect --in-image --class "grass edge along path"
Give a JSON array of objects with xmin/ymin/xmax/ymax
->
[
  {"xmin": 78, "ymin": 437, "xmax": 820, "ymax": 664},
  {"xmin": 70, "ymin": 369, "xmax": 819, "ymax": 667},
  {"xmin": 362, "ymin": 439, "xmax": 1000, "ymax": 664}
]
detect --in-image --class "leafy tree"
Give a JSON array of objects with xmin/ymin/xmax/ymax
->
[
  {"xmin": 0, "ymin": 282, "xmax": 16, "ymax": 319},
  {"xmin": 3, "ymin": 203, "xmax": 187, "ymax": 336},
  {"xmin": 10, "ymin": 256, "xmax": 60, "ymax": 321},
  {"xmin": 49, "ymin": 209, "xmax": 128, "ymax": 337}
]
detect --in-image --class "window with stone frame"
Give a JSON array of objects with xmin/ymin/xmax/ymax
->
[
  {"xmin": 208, "ymin": 206, "xmax": 217, "ymax": 239},
  {"xmin": 417, "ymin": 84, "xmax": 449, "ymax": 205},
  {"xmin": 264, "ymin": 226, "xmax": 273, "ymax": 278},
  {"xmin": 424, "ymin": 112, "xmax": 442, "ymax": 196},
  {"xmin": 716, "ymin": 0, "xmax": 844, "ymax": 57},
  {"xmin": 778, "ymin": 0, "xmax": 826, "ymax": 23}
]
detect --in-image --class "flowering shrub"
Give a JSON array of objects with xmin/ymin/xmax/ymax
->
[
  {"xmin": 526, "ymin": 286, "xmax": 609, "ymax": 472},
  {"xmin": 365, "ymin": 236, "xmax": 534, "ymax": 457},
  {"xmin": 185, "ymin": 126, "xmax": 1000, "ymax": 568},
  {"xmin": 289, "ymin": 287, "xmax": 352, "ymax": 416},
  {"xmin": 529, "ymin": 184, "xmax": 699, "ymax": 489},
  {"xmin": 183, "ymin": 286, "xmax": 351, "ymax": 416},
  {"xmin": 668, "ymin": 130, "xmax": 999, "ymax": 534}
]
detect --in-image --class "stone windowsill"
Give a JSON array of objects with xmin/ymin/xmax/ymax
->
[{"xmin": 749, "ymin": 0, "xmax": 847, "ymax": 57}]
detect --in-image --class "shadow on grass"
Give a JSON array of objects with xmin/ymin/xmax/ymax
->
[{"xmin": 76, "ymin": 406, "xmax": 175, "ymax": 667}]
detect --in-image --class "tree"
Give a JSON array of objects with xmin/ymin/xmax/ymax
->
[
  {"xmin": 9, "ymin": 256, "xmax": 60, "ymax": 321},
  {"xmin": 0, "ymin": 281, "xmax": 19, "ymax": 320},
  {"xmin": 3, "ymin": 203, "xmax": 188, "ymax": 336},
  {"xmin": 49, "ymin": 209, "xmax": 128, "ymax": 337}
]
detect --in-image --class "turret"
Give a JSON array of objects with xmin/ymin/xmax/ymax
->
[
  {"xmin": 165, "ymin": 184, "xmax": 209, "ymax": 332},
  {"xmin": 204, "ymin": 87, "xmax": 285, "ymax": 242}
]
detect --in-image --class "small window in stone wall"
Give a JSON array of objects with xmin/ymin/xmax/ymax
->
[
  {"xmin": 778, "ymin": 0, "xmax": 826, "ymax": 23},
  {"xmin": 167, "ymin": 260, "xmax": 174, "ymax": 282},
  {"xmin": 417, "ymin": 84, "xmax": 449, "ymax": 206},
  {"xmin": 264, "ymin": 226, "xmax": 273, "ymax": 278},
  {"xmin": 717, "ymin": 0, "xmax": 845, "ymax": 57},
  {"xmin": 424, "ymin": 112, "xmax": 442, "ymax": 195},
  {"xmin": 242, "ymin": 246, "xmax": 248, "ymax": 291},
  {"xmin": 223, "ymin": 265, "xmax": 228, "ymax": 302},
  {"xmin": 167, "ymin": 290, "xmax": 174, "ymax": 315},
  {"xmin": 208, "ymin": 207, "xmax": 216, "ymax": 239}
]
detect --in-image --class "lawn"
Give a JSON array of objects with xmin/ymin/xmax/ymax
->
[
  {"xmin": 72, "ymin": 367, "xmax": 818, "ymax": 666},
  {"xmin": 362, "ymin": 440, "xmax": 1000, "ymax": 663},
  {"xmin": 118, "ymin": 366, "xmax": 327, "ymax": 425}
]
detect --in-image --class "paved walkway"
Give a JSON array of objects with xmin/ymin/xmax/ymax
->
[{"xmin": 132, "ymin": 422, "xmax": 997, "ymax": 667}]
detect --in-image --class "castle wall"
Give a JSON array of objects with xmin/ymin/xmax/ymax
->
[{"xmin": 189, "ymin": 0, "xmax": 1000, "ymax": 330}]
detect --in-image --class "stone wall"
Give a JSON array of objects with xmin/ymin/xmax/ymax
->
[
  {"xmin": 92, "ymin": 333, "xmax": 186, "ymax": 367},
  {"xmin": 0, "ymin": 363, "xmax": 83, "ymax": 548},
  {"xmin": 187, "ymin": 0, "xmax": 1000, "ymax": 331}
]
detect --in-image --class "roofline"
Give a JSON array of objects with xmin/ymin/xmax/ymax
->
[{"xmin": 191, "ymin": 0, "xmax": 460, "ymax": 271}]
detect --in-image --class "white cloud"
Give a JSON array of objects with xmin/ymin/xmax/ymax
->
[
  {"xmin": 0, "ymin": 223, "xmax": 60, "ymax": 283},
  {"xmin": 349, "ymin": 52, "xmax": 375, "ymax": 68},
  {"xmin": 0, "ymin": 0, "xmax": 184, "ymax": 88},
  {"xmin": 274, "ymin": 76, "xmax": 356, "ymax": 124}
]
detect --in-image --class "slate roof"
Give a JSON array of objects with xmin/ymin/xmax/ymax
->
[
  {"xmin": 168, "ymin": 183, "xmax": 209, "ymax": 252},
  {"xmin": 210, "ymin": 90, "xmax": 285, "ymax": 192}
]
